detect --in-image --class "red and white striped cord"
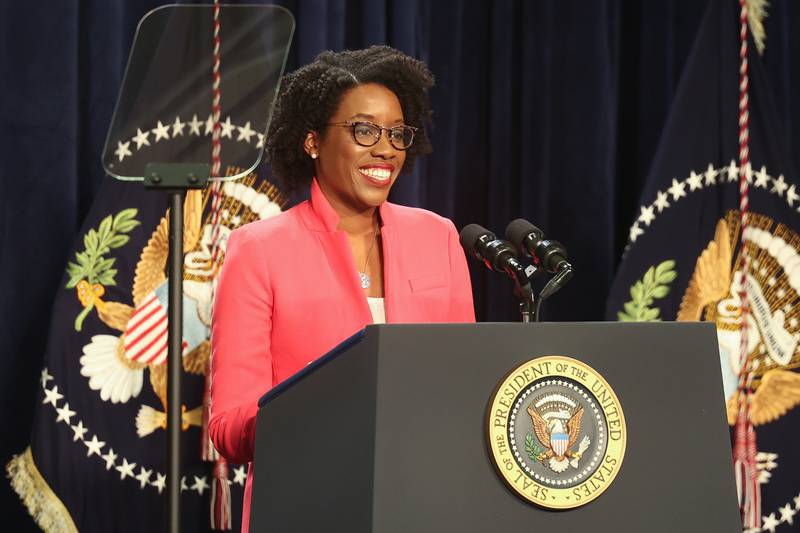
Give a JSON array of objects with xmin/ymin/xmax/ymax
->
[
  {"xmin": 202, "ymin": 0, "xmax": 223, "ymax": 463},
  {"xmin": 208, "ymin": 0, "xmax": 225, "ymax": 278},
  {"xmin": 202, "ymin": 2, "xmax": 232, "ymax": 530},
  {"xmin": 733, "ymin": 0, "xmax": 760, "ymax": 529},
  {"xmin": 737, "ymin": 0, "xmax": 751, "ymax": 383}
]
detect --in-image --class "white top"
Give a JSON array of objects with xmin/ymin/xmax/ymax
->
[{"xmin": 366, "ymin": 297, "xmax": 386, "ymax": 324}]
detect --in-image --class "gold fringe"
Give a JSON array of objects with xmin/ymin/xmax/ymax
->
[
  {"xmin": 6, "ymin": 448, "xmax": 78, "ymax": 533},
  {"xmin": 746, "ymin": 0, "xmax": 768, "ymax": 55}
]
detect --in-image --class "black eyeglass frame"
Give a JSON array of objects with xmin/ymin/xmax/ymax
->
[{"xmin": 326, "ymin": 120, "xmax": 418, "ymax": 150}]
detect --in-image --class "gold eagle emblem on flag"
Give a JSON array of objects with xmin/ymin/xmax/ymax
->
[{"xmin": 678, "ymin": 210, "xmax": 800, "ymax": 426}]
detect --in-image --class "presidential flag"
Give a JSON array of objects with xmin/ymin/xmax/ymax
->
[
  {"xmin": 7, "ymin": 167, "xmax": 285, "ymax": 531},
  {"xmin": 606, "ymin": 1, "xmax": 800, "ymax": 531},
  {"xmin": 6, "ymin": 5, "xmax": 290, "ymax": 531}
]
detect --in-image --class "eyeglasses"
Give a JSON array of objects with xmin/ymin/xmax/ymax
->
[{"xmin": 326, "ymin": 121, "xmax": 417, "ymax": 150}]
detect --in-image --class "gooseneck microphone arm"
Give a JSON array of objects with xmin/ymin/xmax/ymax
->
[
  {"xmin": 459, "ymin": 224, "xmax": 537, "ymax": 322},
  {"xmin": 506, "ymin": 218, "xmax": 575, "ymax": 321}
]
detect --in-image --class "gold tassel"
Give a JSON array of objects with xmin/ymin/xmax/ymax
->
[
  {"xmin": 746, "ymin": 0, "xmax": 769, "ymax": 55},
  {"xmin": 6, "ymin": 448, "xmax": 79, "ymax": 533}
]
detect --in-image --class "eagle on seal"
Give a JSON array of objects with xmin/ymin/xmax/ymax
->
[{"xmin": 527, "ymin": 403, "xmax": 590, "ymax": 473}]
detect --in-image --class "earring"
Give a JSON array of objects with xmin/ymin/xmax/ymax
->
[{"xmin": 311, "ymin": 152, "xmax": 318, "ymax": 159}]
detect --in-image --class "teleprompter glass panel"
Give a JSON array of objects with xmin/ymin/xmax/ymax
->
[{"xmin": 102, "ymin": 5, "xmax": 294, "ymax": 182}]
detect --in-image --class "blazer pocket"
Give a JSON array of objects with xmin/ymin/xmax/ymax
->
[{"xmin": 409, "ymin": 274, "xmax": 447, "ymax": 293}]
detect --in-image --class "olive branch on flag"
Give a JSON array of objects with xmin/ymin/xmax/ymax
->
[
  {"xmin": 66, "ymin": 208, "xmax": 140, "ymax": 331},
  {"xmin": 617, "ymin": 260, "xmax": 677, "ymax": 322}
]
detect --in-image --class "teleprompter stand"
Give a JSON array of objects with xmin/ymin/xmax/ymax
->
[
  {"xmin": 251, "ymin": 322, "xmax": 741, "ymax": 532},
  {"xmin": 145, "ymin": 163, "xmax": 208, "ymax": 532},
  {"xmin": 101, "ymin": 6, "xmax": 294, "ymax": 531}
]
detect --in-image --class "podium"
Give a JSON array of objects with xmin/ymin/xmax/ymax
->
[{"xmin": 251, "ymin": 322, "xmax": 741, "ymax": 532}]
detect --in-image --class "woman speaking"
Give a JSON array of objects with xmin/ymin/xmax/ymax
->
[{"xmin": 209, "ymin": 46, "xmax": 475, "ymax": 531}]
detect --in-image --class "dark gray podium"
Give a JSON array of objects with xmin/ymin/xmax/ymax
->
[{"xmin": 251, "ymin": 322, "xmax": 741, "ymax": 532}]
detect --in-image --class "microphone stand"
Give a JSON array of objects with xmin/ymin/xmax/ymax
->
[
  {"xmin": 516, "ymin": 282, "xmax": 536, "ymax": 322},
  {"xmin": 508, "ymin": 264, "xmax": 537, "ymax": 323}
]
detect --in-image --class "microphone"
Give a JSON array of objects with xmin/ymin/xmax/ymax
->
[
  {"xmin": 459, "ymin": 224, "xmax": 528, "ymax": 283},
  {"xmin": 506, "ymin": 218, "xmax": 571, "ymax": 274}
]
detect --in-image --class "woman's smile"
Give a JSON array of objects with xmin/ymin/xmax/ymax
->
[{"xmin": 357, "ymin": 163, "xmax": 395, "ymax": 187}]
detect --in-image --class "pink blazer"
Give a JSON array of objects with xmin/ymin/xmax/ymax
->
[{"xmin": 210, "ymin": 179, "xmax": 475, "ymax": 531}]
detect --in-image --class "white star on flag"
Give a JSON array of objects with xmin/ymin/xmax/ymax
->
[
  {"xmin": 638, "ymin": 205, "xmax": 655, "ymax": 226},
  {"xmin": 220, "ymin": 116, "xmax": 235, "ymax": 139},
  {"xmin": 84, "ymin": 435, "xmax": 105, "ymax": 457},
  {"xmin": 135, "ymin": 467, "xmax": 153, "ymax": 489},
  {"xmin": 55, "ymin": 402, "xmax": 76, "ymax": 424},
  {"xmin": 152, "ymin": 473, "xmax": 167, "ymax": 494},
  {"xmin": 71, "ymin": 420, "xmax": 88, "ymax": 441},
  {"xmin": 629, "ymin": 222, "xmax": 644, "ymax": 243},
  {"xmin": 180, "ymin": 476, "xmax": 188, "ymax": 492},
  {"xmin": 40, "ymin": 368, "xmax": 53, "ymax": 387},
  {"xmin": 779, "ymin": 503, "xmax": 796, "ymax": 525},
  {"xmin": 761, "ymin": 512, "xmax": 780, "ymax": 533},
  {"xmin": 754, "ymin": 165, "xmax": 770, "ymax": 188},
  {"xmin": 132, "ymin": 128, "xmax": 151, "ymax": 149},
  {"xmin": 191, "ymin": 476, "xmax": 210, "ymax": 495},
  {"xmin": 667, "ymin": 178, "xmax": 687, "ymax": 200},
  {"xmin": 654, "ymin": 191, "xmax": 670, "ymax": 212},
  {"xmin": 256, "ymin": 133, "xmax": 265, "ymax": 148},
  {"xmin": 787, "ymin": 185, "xmax": 799, "ymax": 207},
  {"xmin": 237, "ymin": 121, "xmax": 256, "ymax": 143},
  {"xmin": 233, "ymin": 465, "xmax": 247, "ymax": 486},
  {"xmin": 171, "ymin": 116, "xmax": 185, "ymax": 137},
  {"xmin": 115, "ymin": 140, "xmax": 132, "ymax": 162},
  {"xmin": 188, "ymin": 114, "xmax": 203, "ymax": 136},
  {"xmin": 151, "ymin": 121, "xmax": 170, "ymax": 142},
  {"xmin": 205, "ymin": 114, "xmax": 215, "ymax": 136},
  {"xmin": 726, "ymin": 160, "xmax": 739, "ymax": 182},
  {"xmin": 772, "ymin": 174, "xmax": 789, "ymax": 196},
  {"xmin": 686, "ymin": 170, "xmax": 703, "ymax": 191},
  {"xmin": 703, "ymin": 163, "xmax": 718, "ymax": 185},
  {"xmin": 102, "ymin": 448, "xmax": 118, "ymax": 470},
  {"xmin": 116, "ymin": 458, "xmax": 136, "ymax": 480},
  {"xmin": 43, "ymin": 385, "xmax": 64, "ymax": 407}
]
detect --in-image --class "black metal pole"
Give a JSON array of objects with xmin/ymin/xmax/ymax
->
[
  {"xmin": 144, "ymin": 164, "xmax": 208, "ymax": 532},
  {"xmin": 167, "ymin": 190, "xmax": 185, "ymax": 533}
]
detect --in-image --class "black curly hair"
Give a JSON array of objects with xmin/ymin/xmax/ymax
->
[{"xmin": 266, "ymin": 45, "xmax": 434, "ymax": 193}]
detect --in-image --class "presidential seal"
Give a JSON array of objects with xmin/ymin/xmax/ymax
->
[{"xmin": 487, "ymin": 356, "xmax": 626, "ymax": 509}]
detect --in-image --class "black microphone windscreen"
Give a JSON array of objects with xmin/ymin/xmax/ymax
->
[
  {"xmin": 459, "ymin": 224, "xmax": 495, "ymax": 253},
  {"xmin": 505, "ymin": 218, "xmax": 543, "ymax": 248}
]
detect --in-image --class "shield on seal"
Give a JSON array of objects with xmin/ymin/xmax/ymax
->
[{"xmin": 551, "ymin": 432, "xmax": 569, "ymax": 457}]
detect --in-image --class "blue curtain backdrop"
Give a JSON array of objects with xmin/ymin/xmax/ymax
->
[{"xmin": 1, "ymin": 0, "xmax": 799, "ymax": 528}]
